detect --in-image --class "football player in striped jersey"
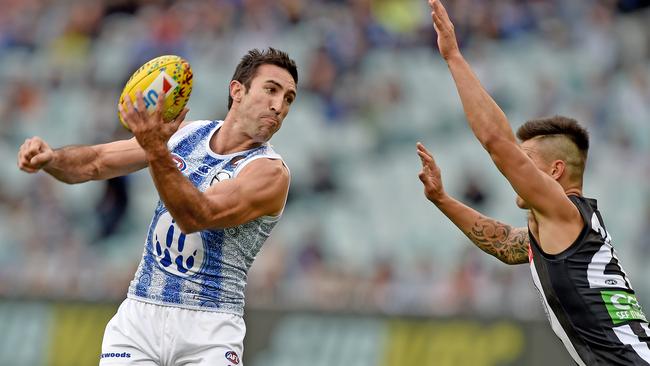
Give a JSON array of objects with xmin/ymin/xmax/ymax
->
[{"xmin": 418, "ymin": 1, "xmax": 650, "ymax": 364}]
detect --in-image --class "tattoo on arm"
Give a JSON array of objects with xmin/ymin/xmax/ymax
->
[{"xmin": 464, "ymin": 216, "xmax": 529, "ymax": 265}]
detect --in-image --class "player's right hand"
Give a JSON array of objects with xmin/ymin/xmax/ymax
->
[
  {"xmin": 417, "ymin": 142, "xmax": 446, "ymax": 203},
  {"xmin": 119, "ymin": 91, "xmax": 188, "ymax": 157},
  {"xmin": 17, "ymin": 136, "xmax": 54, "ymax": 173},
  {"xmin": 428, "ymin": 0, "xmax": 460, "ymax": 61}
]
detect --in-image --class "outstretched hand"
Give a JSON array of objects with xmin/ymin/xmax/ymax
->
[
  {"xmin": 428, "ymin": 0, "xmax": 460, "ymax": 60},
  {"xmin": 119, "ymin": 91, "xmax": 189, "ymax": 156},
  {"xmin": 17, "ymin": 136, "xmax": 54, "ymax": 173},
  {"xmin": 417, "ymin": 142, "xmax": 446, "ymax": 204}
]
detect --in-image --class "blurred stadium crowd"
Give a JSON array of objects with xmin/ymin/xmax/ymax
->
[{"xmin": 0, "ymin": 0, "xmax": 649, "ymax": 320}]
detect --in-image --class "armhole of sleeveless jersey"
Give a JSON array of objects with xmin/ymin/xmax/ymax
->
[
  {"xmin": 233, "ymin": 154, "xmax": 290, "ymax": 220},
  {"xmin": 538, "ymin": 195, "xmax": 591, "ymax": 260}
]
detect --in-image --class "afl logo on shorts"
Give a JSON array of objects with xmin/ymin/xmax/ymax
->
[
  {"xmin": 210, "ymin": 170, "xmax": 232, "ymax": 186},
  {"xmin": 225, "ymin": 351, "xmax": 240, "ymax": 364},
  {"xmin": 171, "ymin": 154, "xmax": 186, "ymax": 171}
]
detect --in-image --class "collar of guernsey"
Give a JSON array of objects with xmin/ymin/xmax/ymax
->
[{"xmin": 127, "ymin": 120, "xmax": 288, "ymax": 315}]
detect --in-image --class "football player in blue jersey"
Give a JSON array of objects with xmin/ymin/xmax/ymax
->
[
  {"xmin": 417, "ymin": 1, "xmax": 650, "ymax": 365},
  {"xmin": 18, "ymin": 47, "xmax": 297, "ymax": 366}
]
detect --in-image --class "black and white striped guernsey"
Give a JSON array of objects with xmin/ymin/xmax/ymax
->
[{"xmin": 529, "ymin": 195, "xmax": 650, "ymax": 365}]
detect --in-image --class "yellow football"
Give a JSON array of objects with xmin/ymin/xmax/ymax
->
[{"xmin": 118, "ymin": 55, "xmax": 193, "ymax": 130}]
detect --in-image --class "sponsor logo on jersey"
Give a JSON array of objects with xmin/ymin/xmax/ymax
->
[
  {"xmin": 210, "ymin": 170, "xmax": 232, "ymax": 185},
  {"xmin": 196, "ymin": 164, "xmax": 212, "ymax": 176},
  {"xmin": 142, "ymin": 71, "xmax": 178, "ymax": 111},
  {"xmin": 171, "ymin": 154, "xmax": 186, "ymax": 171},
  {"xmin": 225, "ymin": 350, "xmax": 240, "ymax": 364},
  {"xmin": 601, "ymin": 290, "xmax": 648, "ymax": 324}
]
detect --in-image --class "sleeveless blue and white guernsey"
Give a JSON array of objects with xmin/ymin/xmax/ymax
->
[{"xmin": 127, "ymin": 120, "xmax": 287, "ymax": 316}]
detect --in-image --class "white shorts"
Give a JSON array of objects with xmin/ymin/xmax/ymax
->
[{"xmin": 99, "ymin": 298, "xmax": 245, "ymax": 366}]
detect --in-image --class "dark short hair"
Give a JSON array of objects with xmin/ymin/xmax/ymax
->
[
  {"xmin": 228, "ymin": 48, "xmax": 298, "ymax": 109},
  {"xmin": 516, "ymin": 116, "xmax": 589, "ymax": 155}
]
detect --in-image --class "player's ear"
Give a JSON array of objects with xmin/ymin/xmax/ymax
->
[
  {"xmin": 230, "ymin": 80, "xmax": 244, "ymax": 104},
  {"xmin": 550, "ymin": 160, "xmax": 565, "ymax": 181}
]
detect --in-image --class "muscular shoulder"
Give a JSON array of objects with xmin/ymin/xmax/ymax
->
[{"xmin": 238, "ymin": 158, "xmax": 289, "ymax": 183}]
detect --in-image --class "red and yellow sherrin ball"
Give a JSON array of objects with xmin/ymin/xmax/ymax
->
[{"xmin": 118, "ymin": 55, "xmax": 193, "ymax": 130}]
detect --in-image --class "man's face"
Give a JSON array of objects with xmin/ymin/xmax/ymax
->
[
  {"xmin": 235, "ymin": 64, "xmax": 297, "ymax": 143},
  {"xmin": 515, "ymin": 138, "xmax": 553, "ymax": 209}
]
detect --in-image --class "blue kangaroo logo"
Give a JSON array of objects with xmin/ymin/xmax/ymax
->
[{"xmin": 155, "ymin": 219, "xmax": 198, "ymax": 274}]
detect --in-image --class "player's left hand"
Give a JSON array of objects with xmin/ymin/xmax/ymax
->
[
  {"xmin": 119, "ymin": 91, "xmax": 189, "ymax": 156},
  {"xmin": 428, "ymin": 0, "xmax": 460, "ymax": 61},
  {"xmin": 417, "ymin": 142, "xmax": 446, "ymax": 204}
]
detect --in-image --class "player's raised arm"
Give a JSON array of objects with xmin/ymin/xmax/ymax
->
[
  {"xmin": 427, "ymin": 0, "xmax": 579, "ymax": 241},
  {"xmin": 17, "ymin": 136, "xmax": 147, "ymax": 183},
  {"xmin": 121, "ymin": 91, "xmax": 289, "ymax": 233},
  {"xmin": 417, "ymin": 143, "xmax": 528, "ymax": 264}
]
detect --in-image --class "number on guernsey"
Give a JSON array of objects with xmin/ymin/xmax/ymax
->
[{"xmin": 587, "ymin": 213, "xmax": 631, "ymax": 290}]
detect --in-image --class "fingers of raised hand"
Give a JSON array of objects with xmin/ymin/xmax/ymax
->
[
  {"xmin": 429, "ymin": 0, "xmax": 453, "ymax": 31},
  {"xmin": 431, "ymin": 0, "xmax": 448, "ymax": 18},
  {"xmin": 118, "ymin": 103, "xmax": 135, "ymax": 131},
  {"xmin": 119, "ymin": 97, "xmax": 136, "ymax": 121},
  {"xmin": 416, "ymin": 143, "xmax": 436, "ymax": 165},
  {"xmin": 431, "ymin": 9, "xmax": 444, "ymax": 30},
  {"xmin": 120, "ymin": 92, "xmax": 149, "ymax": 131},
  {"xmin": 134, "ymin": 91, "xmax": 147, "ymax": 116},
  {"xmin": 154, "ymin": 92, "xmax": 165, "ymax": 120},
  {"xmin": 160, "ymin": 107, "xmax": 187, "ymax": 135},
  {"xmin": 416, "ymin": 142, "xmax": 434, "ymax": 156},
  {"xmin": 175, "ymin": 108, "xmax": 189, "ymax": 124}
]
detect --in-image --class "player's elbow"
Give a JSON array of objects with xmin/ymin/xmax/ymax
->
[
  {"xmin": 174, "ymin": 207, "xmax": 236, "ymax": 234},
  {"xmin": 176, "ymin": 221, "xmax": 194, "ymax": 235},
  {"xmin": 482, "ymin": 134, "xmax": 509, "ymax": 153},
  {"xmin": 176, "ymin": 220, "xmax": 201, "ymax": 235},
  {"xmin": 173, "ymin": 209, "xmax": 211, "ymax": 234},
  {"xmin": 484, "ymin": 137, "xmax": 519, "ymax": 167}
]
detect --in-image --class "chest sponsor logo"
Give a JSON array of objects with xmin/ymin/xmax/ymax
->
[
  {"xmin": 210, "ymin": 170, "xmax": 232, "ymax": 185},
  {"xmin": 153, "ymin": 211, "xmax": 205, "ymax": 277},
  {"xmin": 601, "ymin": 290, "xmax": 648, "ymax": 324}
]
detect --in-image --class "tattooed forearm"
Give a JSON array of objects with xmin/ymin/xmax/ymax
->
[{"xmin": 464, "ymin": 216, "xmax": 529, "ymax": 265}]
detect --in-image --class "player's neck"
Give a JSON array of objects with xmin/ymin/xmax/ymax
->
[{"xmin": 210, "ymin": 119, "xmax": 263, "ymax": 155}]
